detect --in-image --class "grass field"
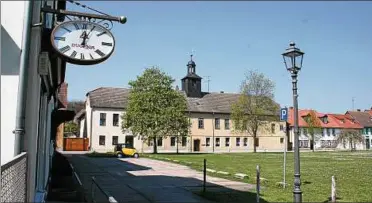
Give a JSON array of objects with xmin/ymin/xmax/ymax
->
[{"xmin": 144, "ymin": 151, "xmax": 372, "ymax": 202}]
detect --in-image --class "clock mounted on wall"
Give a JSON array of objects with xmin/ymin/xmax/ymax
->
[{"xmin": 50, "ymin": 20, "xmax": 115, "ymax": 65}]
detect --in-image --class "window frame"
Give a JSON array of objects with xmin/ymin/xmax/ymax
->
[
  {"xmin": 99, "ymin": 113, "xmax": 106, "ymax": 126},
  {"xmin": 224, "ymin": 119, "xmax": 230, "ymax": 130},
  {"xmin": 112, "ymin": 136, "xmax": 118, "ymax": 145},
  {"xmin": 198, "ymin": 118, "xmax": 204, "ymax": 129},
  {"xmin": 113, "ymin": 113, "xmax": 119, "ymax": 126},
  {"xmin": 99, "ymin": 135, "xmax": 105, "ymax": 146}
]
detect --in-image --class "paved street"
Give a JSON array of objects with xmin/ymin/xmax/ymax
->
[{"xmin": 64, "ymin": 153, "xmax": 256, "ymax": 203}]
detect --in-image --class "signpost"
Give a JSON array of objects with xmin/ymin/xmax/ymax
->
[{"xmin": 280, "ymin": 107, "xmax": 288, "ymax": 188}]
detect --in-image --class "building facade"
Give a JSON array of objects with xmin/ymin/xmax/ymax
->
[
  {"xmin": 76, "ymin": 57, "xmax": 287, "ymax": 153},
  {"xmin": 287, "ymin": 108, "xmax": 365, "ymax": 150},
  {"xmin": 1, "ymin": 1, "xmax": 73, "ymax": 202},
  {"xmin": 346, "ymin": 109, "xmax": 372, "ymax": 149}
]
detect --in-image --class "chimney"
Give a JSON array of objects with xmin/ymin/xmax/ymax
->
[
  {"xmin": 175, "ymin": 85, "xmax": 179, "ymax": 91},
  {"xmin": 357, "ymin": 109, "xmax": 361, "ymax": 112},
  {"xmin": 58, "ymin": 82, "xmax": 68, "ymax": 108}
]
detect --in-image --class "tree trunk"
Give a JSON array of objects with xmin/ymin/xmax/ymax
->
[
  {"xmin": 176, "ymin": 136, "xmax": 179, "ymax": 154},
  {"xmin": 253, "ymin": 134, "xmax": 257, "ymax": 153},
  {"xmin": 153, "ymin": 136, "xmax": 158, "ymax": 154},
  {"xmin": 311, "ymin": 134, "xmax": 315, "ymax": 152}
]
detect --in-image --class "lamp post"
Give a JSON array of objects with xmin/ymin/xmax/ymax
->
[{"xmin": 282, "ymin": 42, "xmax": 304, "ymax": 203}]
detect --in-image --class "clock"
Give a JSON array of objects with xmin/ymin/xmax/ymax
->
[{"xmin": 50, "ymin": 20, "xmax": 115, "ymax": 65}]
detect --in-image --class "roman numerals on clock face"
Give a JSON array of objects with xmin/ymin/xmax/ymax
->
[{"xmin": 52, "ymin": 21, "xmax": 115, "ymax": 65}]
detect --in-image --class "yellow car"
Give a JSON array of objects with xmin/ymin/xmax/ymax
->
[{"xmin": 114, "ymin": 143, "xmax": 139, "ymax": 158}]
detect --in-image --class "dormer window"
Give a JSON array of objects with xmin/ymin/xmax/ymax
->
[
  {"xmin": 339, "ymin": 119, "xmax": 344, "ymax": 123},
  {"xmin": 320, "ymin": 116, "xmax": 328, "ymax": 124}
]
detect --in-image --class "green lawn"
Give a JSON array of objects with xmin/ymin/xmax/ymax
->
[{"xmin": 144, "ymin": 151, "xmax": 372, "ymax": 202}]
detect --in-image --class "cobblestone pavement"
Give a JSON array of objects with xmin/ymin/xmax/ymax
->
[{"xmin": 65, "ymin": 154, "xmax": 255, "ymax": 203}]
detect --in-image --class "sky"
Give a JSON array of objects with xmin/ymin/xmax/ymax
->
[{"xmin": 66, "ymin": 1, "xmax": 372, "ymax": 114}]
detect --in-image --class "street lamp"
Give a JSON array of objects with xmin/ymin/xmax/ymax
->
[{"xmin": 282, "ymin": 42, "xmax": 304, "ymax": 203}]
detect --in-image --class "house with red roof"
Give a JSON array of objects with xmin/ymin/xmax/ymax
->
[{"xmin": 287, "ymin": 107, "xmax": 364, "ymax": 150}]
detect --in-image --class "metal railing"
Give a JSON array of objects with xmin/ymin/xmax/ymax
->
[
  {"xmin": 91, "ymin": 177, "xmax": 117, "ymax": 203},
  {"xmin": 1, "ymin": 152, "xmax": 28, "ymax": 203},
  {"xmin": 69, "ymin": 163, "xmax": 85, "ymax": 202}
]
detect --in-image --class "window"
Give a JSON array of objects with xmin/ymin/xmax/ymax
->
[
  {"xmin": 303, "ymin": 128, "xmax": 308, "ymax": 136},
  {"xmin": 170, "ymin": 137, "xmax": 176, "ymax": 146},
  {"xmin": 215, "ymin": 118, "xmax": 220, "ymax": 129},
  {"xmin": 280, "ymin": 124, "xmax": 284, "ymax": 131},
  {"xmin": 112, "ymin": 136, "xmax": 118, "ymax": 145},
  {"xmin": 113, "ymin": 114, "xmax": 119, "ymax": 126},
  {"xmin": 100, "ymin": 113, "xmax": 106, "ymax": 126},
  {"xmin": 299, "ymin": 140, "xmax": 309, "ymax": 148},
  {"xmin": 280, "ymin": 138, "xmax": 284, "ymax": 143},
  {"xmin": 271, "ymin": 123, "xmax": 275, "ymax": 133},
  {"xmin": 182, "ymin": 137, "xmax": 187, "ymax": 146},
  {"xmin": 198, "ymin": 118, "xmax": 204, "ymax": 129},
  {"xmin": 332, "ymin": 128, "xmax": 336, "ymax": 135},
  {"xmin": 157, "ymin": 137, "xmax": 163, "ymax": 147},
  {"xmin": 224, "ymin": 119, "xmax": 230, "ymax": 130},
  {"xmin": 236, "ymin": 137, "xmax": 241, "ymax": 146},
  {"xmin": 99, "ymin": 135, "xmax": 105, "ymax": 146},
  {"xmin": 243, "ymin": 138, "xmax": 248, "ymax": 146},
  {"xmin": 215, "ymin": 138, "xmax": 220, "ymax": 147},
  {"xmin": 327, "ymin": 128, "xmax": 331, "ymax": 136},
  {"xmin": 148, "ymin": 139, "xmax": 153, "ymax": 146},
  {"xmin": 225, "ymin": 138, "xmax": 230, "ymax": 147},
  {"xmin": 206, "ymin": 137, "xmax": 210, "ymax": 146},
  {"xmin": 322, "ymin": 128, "xmax": 325, "ymax": 137}
]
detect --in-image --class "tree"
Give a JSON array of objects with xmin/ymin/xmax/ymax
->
[
  {"xmin": 336, "ymin": 129, "xmax": 364, "ymax": 151},
  {"xmin": 121, "ymin": 67, "xmax": 190, "ymax": 154},
  {"xmin": 304, "ymin": 110, "xmax": 322, "ymax": 152},
  {"xmin": 64, "ymin": 121, "xmax": 78, "ymax": 135},
  {"xmin": 231, "ymin": 70, "xmax": 279, "ymax": 153}
]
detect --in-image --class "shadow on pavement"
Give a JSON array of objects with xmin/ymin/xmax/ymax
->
[
  {"xmin": 64, "ymin": 154, "xmax": 269, "ymax": 203},
  {"xmin": 46, "ymin": 152, "xmax": 85, "ymax": 202}
]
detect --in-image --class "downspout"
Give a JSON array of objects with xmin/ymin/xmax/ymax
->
[
  {"xmin": 13, "ymin": 1, "xmax": 34, "ymax": 156},
  {"xmin": 212, "ymin": 110, "xmax": 215, "ymax": 153}
]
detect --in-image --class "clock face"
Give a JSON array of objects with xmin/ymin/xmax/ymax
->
[{"xmin": 51, "ymin": 20, "xmax": 115, "ymax": 65}]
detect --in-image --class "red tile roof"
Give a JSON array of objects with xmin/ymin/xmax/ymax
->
[{"xmin": 288, "ymin": 108, "xmax": 363, "ymax": 129}]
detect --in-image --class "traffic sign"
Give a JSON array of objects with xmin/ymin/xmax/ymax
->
[{"xmin": 280, "ymin": 108, "xmax": 288, "ymax": 121}]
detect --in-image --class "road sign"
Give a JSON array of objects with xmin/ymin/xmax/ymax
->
[{"xmin": 280, "ymin": 108, "xmax": 288, "ymax": 121}]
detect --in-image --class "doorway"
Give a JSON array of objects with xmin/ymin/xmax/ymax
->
[{"xmin": 193, "ymin": 139, "xmax": 200, "ymax": 152}]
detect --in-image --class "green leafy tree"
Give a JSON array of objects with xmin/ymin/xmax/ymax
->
[
  {"xmin": 336, "ymin": 129, "xmax": 364, "ymax": 151},
  {"xmin": 231, "ymin": 70, "xmax": 279, "ymax": 153},
  {"xmin": 121, "ymin": 67, "xmax": 190, "ymax": 154},
  {"xmin": 64, "ymin": 121, "xmax": 78, "ymax": 134},
  {"xmin": 304, "ymin": 110, "xmax": 322, "ymax": 152}
]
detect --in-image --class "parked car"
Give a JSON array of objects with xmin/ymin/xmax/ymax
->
[{"xmin": 114, "ymin": 143, "xmax": 139, "ymax": 158}]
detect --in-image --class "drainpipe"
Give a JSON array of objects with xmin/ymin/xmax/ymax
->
[
  {"xmin": 212, "ymin": 110, "xmax": 215, "ymax": 153},
  {"xmin": 13, "ymin": 1, "xmax": 34, "ymax": 156}
]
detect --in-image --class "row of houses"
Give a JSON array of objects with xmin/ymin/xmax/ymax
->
[{"xmin": 71, "ymin": 57, "xmax": 372, "ymax": 153}]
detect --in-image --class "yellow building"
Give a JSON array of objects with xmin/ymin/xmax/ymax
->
[{"xmin": 78, "ymin": 57, "xmax": 287, "ymax": 153}]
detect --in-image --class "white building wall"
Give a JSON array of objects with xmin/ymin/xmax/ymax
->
[
  {"xmin": 0, "ymin": 1, "xmax": 25, "ymax": 165},
  {"xmin": 91, "ymin": 108, "xmax": 129, "ymax": 152}
]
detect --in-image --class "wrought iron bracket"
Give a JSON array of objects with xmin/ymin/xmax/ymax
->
[{"xmin": 41, "ymin": 7, "xmax": 127, "ymax": 24}]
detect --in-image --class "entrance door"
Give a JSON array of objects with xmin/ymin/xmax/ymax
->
[
  {"xmin": 193, "ymin": 139, "xmax": 200, "ymax": 152},
  {"xmin": 366, "ymin": 138, "xmax": 370, "ymax": 149},
  {"xmin": 125, "ymin": 136, "xmax": 134, "ymax": 146}
]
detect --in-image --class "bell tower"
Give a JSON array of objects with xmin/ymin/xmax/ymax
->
[{"xmin": 181, "ymin": 55, "xmax": 202, "ymax": 98}]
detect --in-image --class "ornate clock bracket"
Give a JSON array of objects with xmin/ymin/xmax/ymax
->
[{"xmin": 41, "ymin": 0, "xmax": 127, "ymax": 30}]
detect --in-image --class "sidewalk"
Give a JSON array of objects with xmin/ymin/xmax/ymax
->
[{"xmin": 65, "ymin": 154, "xmax": 216, "ymax": 203}]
